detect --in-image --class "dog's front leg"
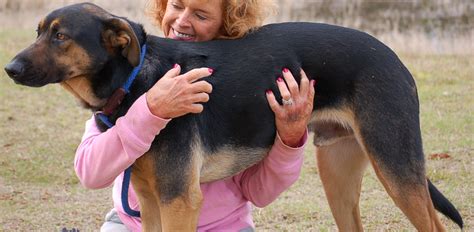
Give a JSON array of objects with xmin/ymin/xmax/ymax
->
[
  {"xmin": 158, "ymin": 155, "xmax": 203, "ymax": 232},
  {"xmin": 133, "ymin": 153, "xmax": 163, "ymax": 232}
]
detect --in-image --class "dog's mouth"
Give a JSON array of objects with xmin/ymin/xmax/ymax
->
[
  {"xmin": 5, "ymin": 57, "xmax": 66, "ymax": 87},
  {"xmin": 12, "ymin": 76, "xmax": 47, "ymax": 87},
  {"xmin": 9, "ymin": 72, "xmax": 58, "ymax": 87}
]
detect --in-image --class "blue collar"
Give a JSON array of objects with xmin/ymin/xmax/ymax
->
[
  {"xmin": 118, "ymin": 44, "xmax": 147, "ymax": 218},
  {"xmin": 99, "ymin": 44, "xmax": 147, "ymax": 116},
  {"xmin": 95, "ymin": 44, "xmax": 147, "ymax": 218},
  {"xmin": 122, "ymin": 44, "xmax": 147, "ymax": 92}
]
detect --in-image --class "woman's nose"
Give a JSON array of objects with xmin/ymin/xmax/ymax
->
[{"xmin": 176, "ymin": 11, "xmax": 191, "ymax": 28}]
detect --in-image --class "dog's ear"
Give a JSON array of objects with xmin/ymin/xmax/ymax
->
[{"xmin": 103, "ymin": 18, "xmax": 141, "ymax": 66}]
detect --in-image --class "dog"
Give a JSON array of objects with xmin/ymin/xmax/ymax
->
[{"xmin": 4, "ymin": 3, "xmax": 463, "ymax": 231}]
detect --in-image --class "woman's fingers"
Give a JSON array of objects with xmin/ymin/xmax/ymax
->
[
  {"xmin": 189, "ymin": 92, "xmax": 210, "ymax": 103},
  {"xmin": 189, "ymin": 80, "xmax": 213, "ymax": 94},
  {"xmin": 282, "ymin": 68, "xmax": 299, "ymax": 95},
  {"xmin": 146, "ymin": 65, "xmax": 214, "ymax": 119},
  {"xmin": 162, "ymin": 63, "xmax": 181, "ymax": 79},
  {"xmin": 265, "ymin": 90, "xmax": 281, "ymax": 115},
  {"xmin": 277, "ymin": 68, "xmax": 312, "ymax": 104},
  {"xmin": 188, "ymin": 104, "xmax": 204, "ymax": 114},
  {"xmin": 182, "ymin": 67, "xmax": 213, "ymax": 83},
  {"xmin": 276, "ymin": 77, "xmax": 291, "ymax": 101},
  {"xmin": 298, "ymin": 69, "xmax": 310, "ymax": 96},
  {"xmin": 266, "ymin": 67, "xmax": 315, "ymax": 147}
]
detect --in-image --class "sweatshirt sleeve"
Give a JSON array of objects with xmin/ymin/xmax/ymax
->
[
  {"xmin": 74, "ymin": 94, "xmax": 170, "ymax": 189},
  {"xmin": 233, "ymin": 129, "xmax": 308, "ymax": 207}
]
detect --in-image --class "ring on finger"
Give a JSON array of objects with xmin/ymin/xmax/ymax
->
[{"xmin": 282, "ymin": 98, "xmax": 294, "ymax": 106}]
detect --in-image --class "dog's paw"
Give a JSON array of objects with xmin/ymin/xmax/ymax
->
[{"xmin": 61, "ymin": 228, "xmax": 80, "ymax": 232}]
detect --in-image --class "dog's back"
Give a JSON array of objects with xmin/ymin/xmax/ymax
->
[{"xmin": 136, "ymin": 22, "xmax": 418, "ymax": 181}]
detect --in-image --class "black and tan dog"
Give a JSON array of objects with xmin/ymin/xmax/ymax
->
[{"xmin": 4, "ymin": 3, "xmax": 463, "ymax": 231}]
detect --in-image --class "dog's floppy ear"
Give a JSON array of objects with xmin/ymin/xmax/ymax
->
[{"xmin": 103, "ymin": 18, "xmax": 141, "ymax": 66}]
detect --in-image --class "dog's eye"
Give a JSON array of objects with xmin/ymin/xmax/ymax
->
[{"xmin": 55, "ymin": 32, "xmax": 68, "ymax": 41}]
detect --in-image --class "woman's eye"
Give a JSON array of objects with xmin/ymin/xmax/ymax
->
[
  {"xmin": 196, "ymin": 13, "xmax": 207, "ymax": 20},
  {"xmin": 171, "ymin": 3, "xmax": 183, "ymax": 10}
]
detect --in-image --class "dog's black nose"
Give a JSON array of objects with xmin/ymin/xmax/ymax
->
[{"xmin": 4, "ymin": 60, "xmax": 24, "ymax": 78}]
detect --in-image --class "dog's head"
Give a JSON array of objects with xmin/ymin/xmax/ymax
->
[{"xmin": 4, "ymin": 3, "xmax": 144, "ymax": 109}]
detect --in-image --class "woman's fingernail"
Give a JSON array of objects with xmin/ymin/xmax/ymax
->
[
  {"xmin": 266, "ymin": 90, "xmax": 272, "ymax": 94},
  {"xmin": 277, "ymin": 77, "xmax": 283, "ymax": 82},
  {"xmin": 208, "ymin": 68, "xmax": 214, "ymax": 74},
  {"xmin": 173, "ymin": 64, "xmax": 179, "ymax": 68},
  {"xmin": 311, "ymin": 80, "xmax": 316, "ymax": 86},
  {"xmin": 283, "ymin": 68, "xmax": 289, "ymax": 73}
]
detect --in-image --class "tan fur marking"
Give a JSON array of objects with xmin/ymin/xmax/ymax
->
[
  {"xmin": 50, "ymin": 19, "xmax": 61, "ymax": 29},
  {"xmin": 310, "ymin": 105, "xmax": 357, "ymax": 147},
  {"xmin": 60, "ymin": 77, "xmax": 106, "ymax": 108},
  {"xmin": 56, "ymin": 42, "xmax": 92, "ymax": 80},
  {"xmin": 187, "ymin": 133, "xmax": 269, "ymax": 183},
  {"xmin": 351, "ymin": 114, "xmax": 446, "ymax": 232},
  {"xmin": 132, "ymin": 152, "xmax": 163, "ymax": 232},
  {"xmin": 313, "ymin": 107, "xmax": 445, "ymax": 231},
  {"xmin": 200, "ymin": 145, "xmax": 269, "ymax": 183},
  {"xmin": 317, "ymin": 136, "xmax": 368, "ymax": 231},
  {"xmin": 368, "ymin": 156, "xmax": 445, "ymax": 231},
  {"xmin": 311, "ymin": 106, "xmax": 355, "ymax": 131},
  {"xmin": 159, "ymin": 140, "xmax": 203, "ymax": 231}
]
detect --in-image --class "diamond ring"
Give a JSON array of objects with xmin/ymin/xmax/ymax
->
[{"xmin": 282, "ymin": 98, "xmax": 294, "ymax": 106}]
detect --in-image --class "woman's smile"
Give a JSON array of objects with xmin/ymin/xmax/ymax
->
[{"xmin": 169, "ymin": 28, "xmax": 195, "ymax": 41}]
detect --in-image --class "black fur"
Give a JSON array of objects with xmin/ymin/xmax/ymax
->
[{"xmin": 428, "ymin": 179, "xmax": 464, "ymax": 228}]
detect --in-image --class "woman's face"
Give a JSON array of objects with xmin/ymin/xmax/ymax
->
[{"xmin": 162, "ymin": 0, "xmax": 224, "ymax": 42}]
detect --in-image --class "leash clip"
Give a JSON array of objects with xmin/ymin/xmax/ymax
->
[{"xmin": 102, "ymin": 88, "xmax": 127, "ymax": 116}]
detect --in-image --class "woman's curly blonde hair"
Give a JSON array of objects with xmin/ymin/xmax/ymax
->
[{"xmin": 146, "ymin": 0, "xmax": 276, "ymax": 39}]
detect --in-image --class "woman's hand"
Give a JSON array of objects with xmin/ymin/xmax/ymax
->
[
  {"xmin": 146, "ymin": 64, "xmax": 213, "ymax": 119},
  {"xmin": 266, "ymin": 68, "xmax": 315, "ymax": 147}
]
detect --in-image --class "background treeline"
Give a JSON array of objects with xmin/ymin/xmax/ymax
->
[{"xmin": 1, "ymin": 0, "xmax": 472, "ymax": 53}]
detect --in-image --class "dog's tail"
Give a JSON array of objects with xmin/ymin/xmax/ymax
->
[{"xmin": 428, "ymin": 178, "xmax": 463, "ymax": 229}]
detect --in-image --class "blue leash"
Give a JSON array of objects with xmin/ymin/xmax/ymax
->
[{"xmin": 96, "ymin": 44, "xmax": 147, "ymax": 218}]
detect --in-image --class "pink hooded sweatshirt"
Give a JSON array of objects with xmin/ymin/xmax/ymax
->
[{"xmin": 74, "ymin": 94, "xmax": 306, "ymax": 231}]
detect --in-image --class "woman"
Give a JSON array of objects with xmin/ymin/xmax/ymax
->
[{"xmin": 75, "ymin": 0, "xmax": 316, "ymax": 231}]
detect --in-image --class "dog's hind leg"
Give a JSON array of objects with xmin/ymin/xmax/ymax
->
[
  {"xmin": 355, "ymin": 125, "xmax": 445, "ymax": 231},
  {"xmin": 351, "ymin": 74, "xmax": 446, "ymax": 231},
  {"xmin": 315, "ymin": 126, "xmax": 369, "ymax": 232},
  {"xmin": 132, "ymin": 153, "xmax": 162, "ymax": 231},
  {"xmin": 369, "ymin": 159, "xmax": 444, "ymax": 231}
]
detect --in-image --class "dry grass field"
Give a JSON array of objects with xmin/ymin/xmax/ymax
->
[{"xmin": 0, "ymin": 0, "xmax": 472, "ymax": 231}]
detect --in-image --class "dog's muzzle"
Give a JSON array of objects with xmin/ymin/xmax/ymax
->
[{"xmin": 4, "ymin": 59, "xmax": 25, "ymax": 79}]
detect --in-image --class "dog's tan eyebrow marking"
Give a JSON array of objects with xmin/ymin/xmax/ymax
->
[{"xmin": 50, "ymin": 18, "xmax": 61, "ymax": 30}]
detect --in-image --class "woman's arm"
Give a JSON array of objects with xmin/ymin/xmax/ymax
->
[
  {"xmin": 74, "ymin": 65, "xmax": 213, "ymax": 189},
  {"xmin": 75, "ymin": 94, "xmax": 170, "ymax": 189},
  {"xmin": 235, "ymin": 68, "xmax": 315, "ymax": 207},
  {"xmin": 234, "ymin": 130, "xmax": 308, "ymax": 207}
]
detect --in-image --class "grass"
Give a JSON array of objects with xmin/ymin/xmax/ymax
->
[{"xmin": 0, "ymin": 28, "xmax": 472, "ymax": 231}]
